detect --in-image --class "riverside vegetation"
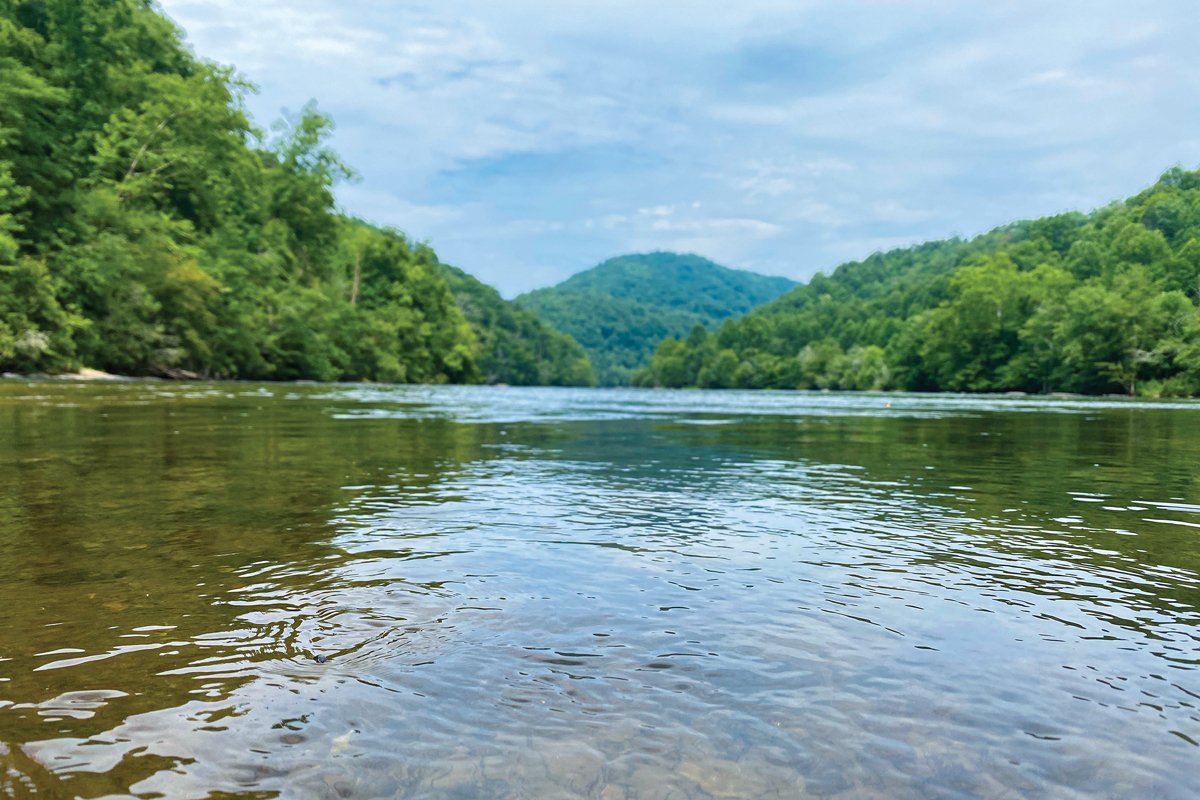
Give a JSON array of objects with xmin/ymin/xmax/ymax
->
[
  {"xmin": 0, "ymin": 0, "xmax": 593, "ymax": 385},
  {"xmin": 6, "ymin": 3, "xmax": 1200, "ymax": 397},
  {"xmin": 635, "ymin": 168, "xmax": 1200, "ymax": 396}
]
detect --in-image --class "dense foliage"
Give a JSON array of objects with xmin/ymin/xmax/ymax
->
[
  {"xmin": 437, "ymin": 263, "xmax": 595, "ymax": 386},
  {"xmin": 518, "ymin": 252, "xmax": 794, "ymax": 385},
  {"xmin": 635, "ymin": 168, "xmax": 1200, "ymax": 396},
  {"xmin": 0, "ymin": 0, "xmax": 583, "ymax": 384}
]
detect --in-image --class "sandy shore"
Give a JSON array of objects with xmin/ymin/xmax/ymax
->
[{"xmin": 1, "ymin": 368, "xmax": 139, "ymax": 381}]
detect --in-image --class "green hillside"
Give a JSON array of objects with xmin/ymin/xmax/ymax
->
[
  {"xmin": 437, "ymin": 264, "xmax": 595, "ymax": 386},
  {"xmin": 517, "ymin": 252, "xmax": 795, "ymax": 384},
  {"xmin": 0, "ymin": 0, "xmax": 578, "ymax": 386},
  {"xmin": 634, "ymin": 166, "xmax": 1200, "ymax": 397}
]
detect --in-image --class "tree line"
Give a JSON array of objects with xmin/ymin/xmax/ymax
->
[
  {"xmin": 0, "ymin": 0, "xmax": 593, "ymax": 385},
  {"xmin": 635, "ymin": 167, "xmax": 1200, "ymax": 397}
]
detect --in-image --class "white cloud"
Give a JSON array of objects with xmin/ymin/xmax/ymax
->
[
  {"xmin": 336, "ymin": 187, "xmax": 467, "ymax": 231},
  {"xmin": 159, "ymin": 0, "xmax": 1200, "ymax": 295},
  {"xmin": 871, "ymin": 201, "xmax": 937, "ymax": 225},
  {"xmin": 649, "ymin": 218, "xmax": 782, "ymax": 236}
]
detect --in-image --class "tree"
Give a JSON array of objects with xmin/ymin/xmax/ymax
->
[
  {"xmin": 0, "ymin": 1, "xmax": 513, "ymax": 384},
  {"xmin": 636, "ymin": 165, "xmax": 1200, "ymax": 396}
]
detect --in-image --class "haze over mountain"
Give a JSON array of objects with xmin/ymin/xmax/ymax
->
[{"xmin": 517, "ymin": 252, "xmax": 795, "ymax": 385}]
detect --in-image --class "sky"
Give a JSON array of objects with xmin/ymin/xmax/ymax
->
[{"xmin": 157, "ymin": 0, "xmax": 1200, "ymax": 297}]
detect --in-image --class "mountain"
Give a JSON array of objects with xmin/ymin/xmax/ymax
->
[
  {"xmin": 516, "ymin": 252, "xmax": 796, "ymax": 385},
  {"xmin": 634, "ymin": 166, "xmax": 1200, "ymax": 397},
  {"xmin": 437, "ymin": 264, "xmax": 595, "ymax": 386}
]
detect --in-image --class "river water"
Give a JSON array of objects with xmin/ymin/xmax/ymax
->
[{"xmin": 1, "ymin": 381, "xmax": 1198, "ymax": 799}]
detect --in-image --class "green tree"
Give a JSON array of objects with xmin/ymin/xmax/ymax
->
[
  {"xmin": 637, "ymin": 165, "xmax": 1200, "ymax": 396},
  {"xmin": 0, "ymin": 0, "xmax": 530, "ymax": 385}
]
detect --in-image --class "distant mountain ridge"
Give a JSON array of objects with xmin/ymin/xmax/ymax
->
[{"xmin": 517, "ymin": 252, "xmax": 796, "ymax": 385}]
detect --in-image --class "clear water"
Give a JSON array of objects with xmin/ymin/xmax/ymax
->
[{"xmin": 1, "ymin": 381, "xmax": 1198, "ymax": 799}]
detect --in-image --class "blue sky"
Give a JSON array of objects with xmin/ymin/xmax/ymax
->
[{"xmin": 159, "ymin": 0, "xmax": 1200, "ymax": 297}]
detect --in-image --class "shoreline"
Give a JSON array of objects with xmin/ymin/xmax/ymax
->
[
  {"xmin": 0, "ymin": 371, "xmax": 1182, "ymax": 401},
  {"xmin": 2, "ymin": 368, "xmax": 143, "ymax": 382}
]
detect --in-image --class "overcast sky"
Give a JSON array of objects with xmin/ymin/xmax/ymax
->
[{"xmin": 158, "ymin": 0, "xmax": 1200, "ymax": 297}]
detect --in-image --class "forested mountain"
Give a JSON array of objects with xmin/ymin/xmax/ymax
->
[
  {"xmin": 0, "ymin": 0, "xmax": 589, "ymax": 385},
  {"xmin": 10, "ymin": 2, "xmax": 1198, "ymax": 397},
  {"xmin": 437, "ymin": 264, "xmax": 595, "ymax": 386},
  {"xmin": 635, "ymin": 167, "xmax": 1200, "ymax": 397},
  {"xmin": 517, "ymin": 252, "xmax": 795, "ymax": 384}
]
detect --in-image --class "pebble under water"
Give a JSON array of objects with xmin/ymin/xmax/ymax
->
[{"xmin": 0, "ymin": 382, "xmax": 1198, "ymax": 799}]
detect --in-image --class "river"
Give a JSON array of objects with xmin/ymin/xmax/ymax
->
[{"xmin": 1, "ymin": 381, "xmax": 1198, "ymax": 799}]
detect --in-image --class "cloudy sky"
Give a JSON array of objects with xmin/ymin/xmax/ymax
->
[{"xmin": 158, "ymin": 0, "xmax": 1200, "ymax": 296}]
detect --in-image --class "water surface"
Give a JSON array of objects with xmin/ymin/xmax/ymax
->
[{"xmin": 1, "ymin": 382, "xmax": 1198, "ymax": 799}]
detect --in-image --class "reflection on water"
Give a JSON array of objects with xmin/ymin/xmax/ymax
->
[{"xmin": 1, "ymin": 382, "xmax": 1198, "ymax": 799}]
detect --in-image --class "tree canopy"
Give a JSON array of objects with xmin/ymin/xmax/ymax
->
[
  {"xmin": 635, "ymin": 169, "xmax": 1200, "ymax": 397},
  {"xmin": 0, "ymin": 0, "xmax": 591, "ymax": 385}
]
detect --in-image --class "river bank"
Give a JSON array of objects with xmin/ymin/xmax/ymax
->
[{"xmin": 2, "ymin": 368, "xmax": 138, "ymax": 381}]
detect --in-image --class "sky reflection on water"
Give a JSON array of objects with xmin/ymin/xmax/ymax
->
[{"xmin": 0, "ymin": 382, "xmax": 1198, "ymax": 799}]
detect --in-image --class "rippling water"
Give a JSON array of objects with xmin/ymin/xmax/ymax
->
[{"xmin": 1, "ymin": 381, "xmax": 1198, "ymax": 799}]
